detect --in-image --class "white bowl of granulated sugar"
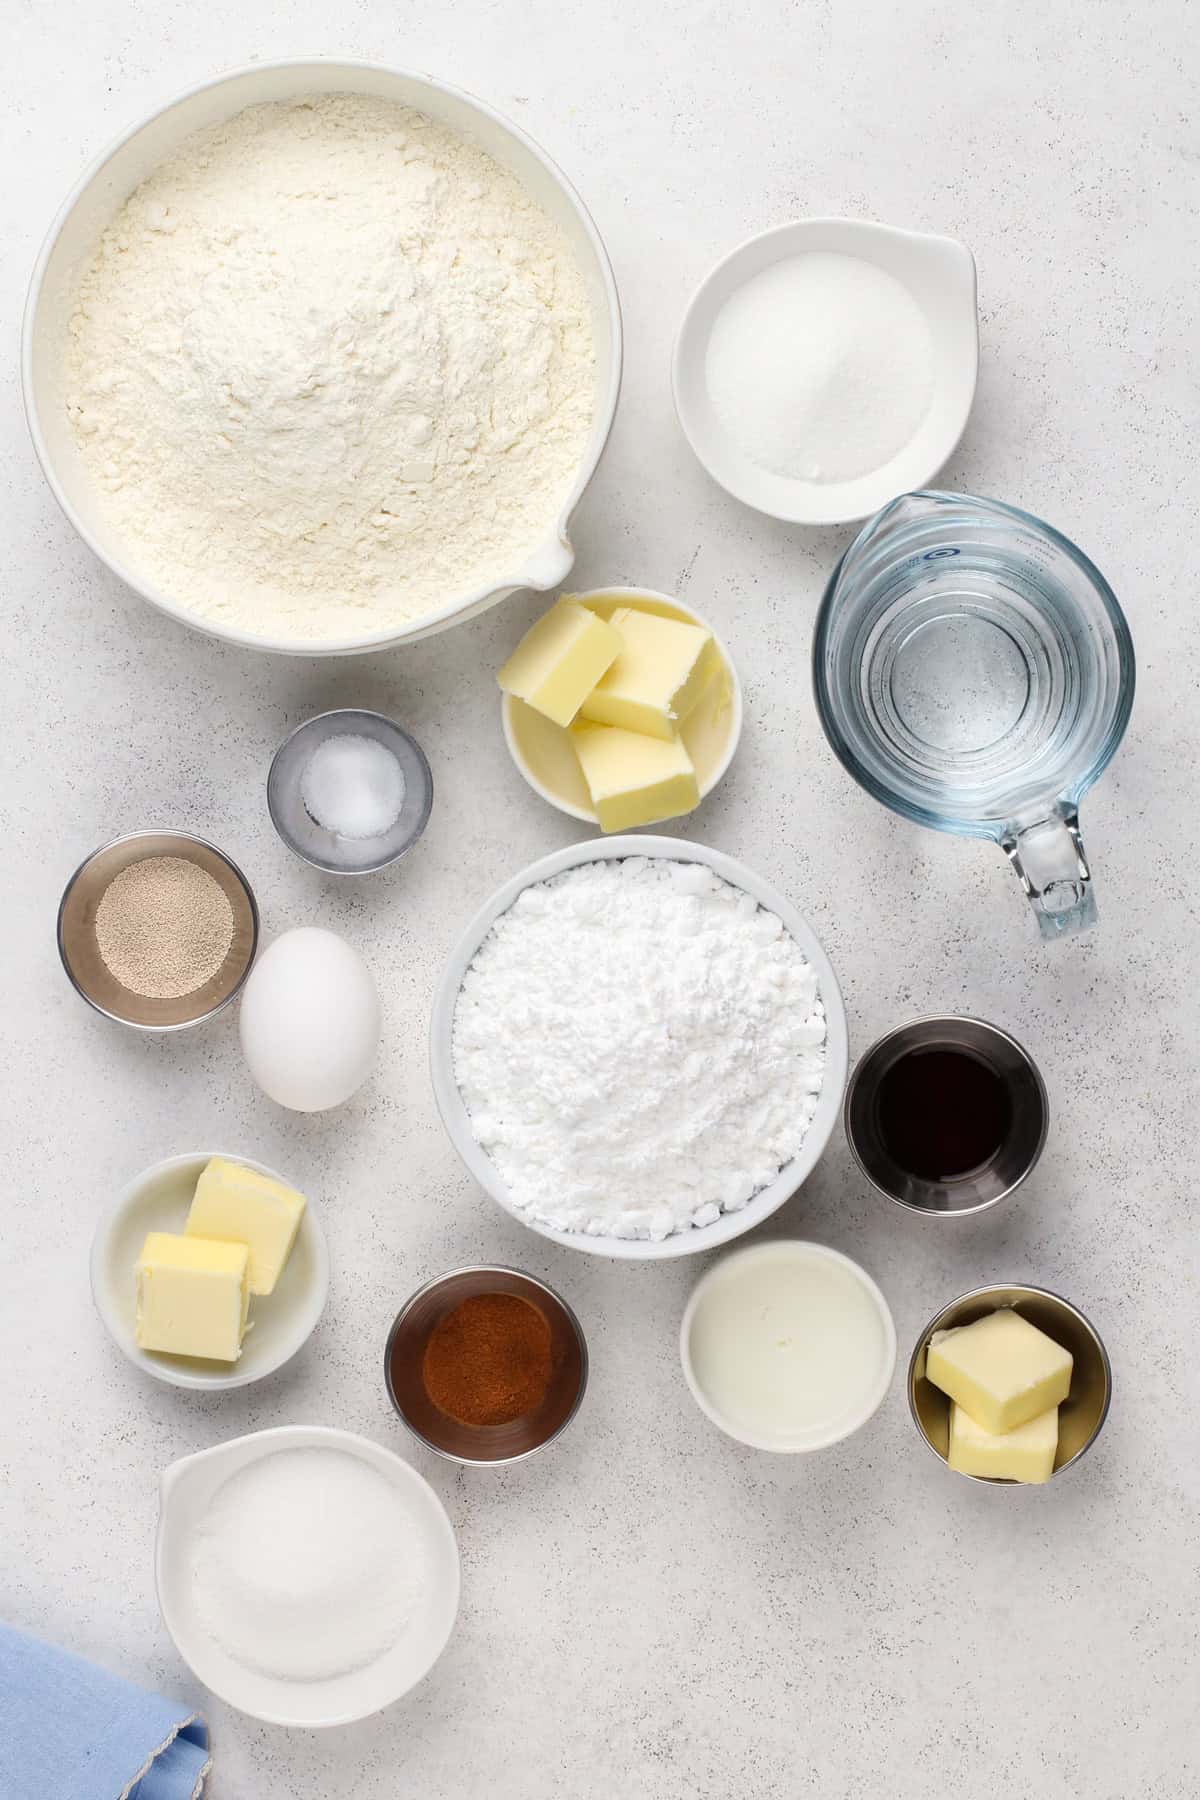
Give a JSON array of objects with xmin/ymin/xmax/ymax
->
[
  {"xmin": 157, "ymin": 1426, "xmax": 460, "ymax": 1726},
  {"xmin": 672, "ymin": 217, "xmax": 978, "ymax": 526},
  {"xmin": 23, "ymin": 59, "xmax": 621, "ymax": 655},
  {"xmin": 430, "ymin": 837, "xmax": 849, "ymax": 1261}
]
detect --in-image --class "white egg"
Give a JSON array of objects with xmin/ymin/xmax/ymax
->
[{"xmin": 239, "ymin": 927, "xmax": 381, "ymax": 1112}]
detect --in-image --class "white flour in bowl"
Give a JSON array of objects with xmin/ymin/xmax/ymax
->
[
  {"xmin": 451, "ymin": 858, "xmax": 827, "ymax": 1240},
  {"xmin": 65, "ymin": 94, "xmax": 595, "ymax": 642}
]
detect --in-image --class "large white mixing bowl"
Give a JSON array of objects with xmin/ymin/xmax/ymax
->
[
  {"xmin": 22, "ymin": 59, "xmax": 622, "ymax": 656},
  {"xmin": 430, "ymin": 836, "xmax": 849, "ymax": 1262}
]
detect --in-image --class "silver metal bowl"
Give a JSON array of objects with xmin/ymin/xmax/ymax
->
[
  {"xmin": 267, "ymin": 710, "xmax": 433, "ymax": 874},
  {"xmin": 385, "ymin": 1265, "xmax": 588, "ymax": 1466},
  {"xmin": 844, "ymin": 1014, "xmax": 1048, "ymax": 1216},
  {"xmin": 58, "ymin": 830, "xmax": 258, "ymax": 1031},
  {"xmin": 908, "ymin": 1283, "xmax": 1112, "ymax": 1483}
]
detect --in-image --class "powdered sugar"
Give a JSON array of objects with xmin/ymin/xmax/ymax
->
[
  {"xmin": 451, "ymin": 858, "xmax": 826, "ymax": 1240},
  {"xmin": 65, "ymin": 94, "xmax": 595, "ymax": 641}
]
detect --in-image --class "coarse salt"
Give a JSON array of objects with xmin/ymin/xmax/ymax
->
[{"xmin": 301, "ymin": 733, "xmax": 407, "ymax": 839}]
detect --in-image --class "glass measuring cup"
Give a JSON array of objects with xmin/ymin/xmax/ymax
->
[{"xmin": 813, "ymin": 491, "xmax": 1134, "ymax": 938}]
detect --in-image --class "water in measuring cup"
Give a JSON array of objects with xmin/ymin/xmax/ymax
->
[
  {"xmin": 816, "ymin": 498, "xmax": 1133, "ymax": 839},
  {"xmin": 866, "ymin": 548, "xmax": 1088, "ymax": 820}
]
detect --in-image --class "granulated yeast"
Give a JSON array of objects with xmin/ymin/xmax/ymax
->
[{"xmin": 94, "ymin": 855, "xmax": 234, "ymax": 998}]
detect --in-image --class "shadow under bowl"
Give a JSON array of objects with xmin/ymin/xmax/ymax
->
[
  {"xmin": 58, "ymin": 830, "xmax": 258, "ymax": 1031},
  {"xmin": 385, "ymin": 1266, "xmax": 587, "ymax": 1465},
  {"xmin": 908, "ymin": 1284, "xmax": 1112, "ymax": 1483}
]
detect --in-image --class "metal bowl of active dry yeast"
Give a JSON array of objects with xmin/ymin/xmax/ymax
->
[
  {"xmin": 430, "ymin": 836, "xmax": 849, "ymax": 1262},
  {"xmin": 58, "ymin": 830, "xmax": 258, "ymax": 1031},
  {"xmin": 22, "ymin": 59, "xmax": 622, "ymax": 657}
]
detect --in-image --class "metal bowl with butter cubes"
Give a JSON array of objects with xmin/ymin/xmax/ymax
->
[{"xmin": 908, "ymin": 1284, "xmax": 1112, "ymax": 1484}]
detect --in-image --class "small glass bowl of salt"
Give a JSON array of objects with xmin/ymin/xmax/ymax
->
[{"xmin": 268, "ymin": 710, "xmax": 433, "ymax": 874}]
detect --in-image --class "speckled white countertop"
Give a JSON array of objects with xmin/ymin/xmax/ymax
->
[{"xmin": 2, "ymin": 4, "xmax": 1197, "ymax": 1795}]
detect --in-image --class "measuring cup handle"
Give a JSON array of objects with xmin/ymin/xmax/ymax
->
[{"xmin": 1002, "ymin": 810, "xmax": 1097, "ymax": 938}]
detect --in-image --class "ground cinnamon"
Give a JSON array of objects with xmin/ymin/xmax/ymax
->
[{"xmin": 422, "ymin": 1291, "xmax": 553, "ymax": 1427}]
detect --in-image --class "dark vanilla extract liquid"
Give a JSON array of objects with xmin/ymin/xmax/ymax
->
[{"xmin": 875, "ymin": 1047, "xmax": 1011, "ymax": 1181}]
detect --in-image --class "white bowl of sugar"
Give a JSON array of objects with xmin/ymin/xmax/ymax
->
[
  {"xmin": 156, "ymin": 1425, "xmax": 460, "ymax": 1726},
  {"xmin": 672, "ymin": 217, "xmax": 978, "ymax": 526}
]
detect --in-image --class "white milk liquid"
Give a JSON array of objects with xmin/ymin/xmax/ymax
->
[{"xmin": 687, "ymin": 1243, "xmax": 888, "ymax": 1446}]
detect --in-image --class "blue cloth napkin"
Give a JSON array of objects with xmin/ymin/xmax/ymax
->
[{"xmin": 0, "ymin": 1623, "xmax": 210, "ymax": 1800}]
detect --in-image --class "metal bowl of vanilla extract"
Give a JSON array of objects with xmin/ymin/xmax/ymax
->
[{"xmin": 844, "ymin": 1015, "xmax": 1049, "ymax": 1217}]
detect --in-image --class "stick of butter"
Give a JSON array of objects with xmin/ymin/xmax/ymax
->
[
  {"xmin": 927, "ymin": 1309, "xmax": 1073, "ymax": 1434},
  {"xmin": 579, "ymin": 607, "xmax": 719, "ymax": 740},
  {"xmin": 185, "ymin": 1157, "xmax": 305, "ymax": 1297},
  {"xmin": 135, "ymin": 1232, "xmax": 250, "ymax": 1362},
  {"xmin": 497, "ymin": 598, "xmax": 623, "ymax": 728},
  {"xmin": 948, "ymin": 1402, "xmax": 1059, "ymax": 1483},
  {"xmin": 570, "ymin": 721, "xmax": 700, "ymax": 831}
]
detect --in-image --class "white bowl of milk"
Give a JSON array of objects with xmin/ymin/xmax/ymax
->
[{"xmin": 680, "ymin": 1240, "xmax": 897, "ymax": 1452}]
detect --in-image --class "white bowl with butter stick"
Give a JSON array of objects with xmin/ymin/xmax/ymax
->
[
  {"xmin": 91, "ymin": 1152, "xmax": 329, "ymax": 1391},
  {"xmin": 500, "ymin": 587, "xmax": 743, "ymax": 828}
]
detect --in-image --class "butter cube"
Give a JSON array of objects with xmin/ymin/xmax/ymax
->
[
  {"xmin": 926, "ymin": 1309, "xmax": 1073, "ymax": 1434},
  {"xmin": 579, "ymin": 607, "xmax": 718, "ymax": 740},
  {"xmin": 135, "ymin": 1232, "xmax": 250, "ymax": 1362},
  {"xmin": 497, "ymin": 599, "xmax": 623, "ymax": 728},
  {"xmin": 948, "ymin": 1402, "xmax": 1059, "ymax": 1484},
  {"xmin": 570, "ymin": 721, "xmax": 701, "ymax": 831},
  {"xmin": 185, "ymin": 1157, "xmax": 306, "ymax": 1296}
]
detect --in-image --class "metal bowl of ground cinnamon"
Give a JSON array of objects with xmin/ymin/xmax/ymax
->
[
  {"xmin": 385, "ymin": 1266, "xmax": 588, "ymax": 1465},
  {"xmin": 58, "ymin": 830, "xmax": 259, "ymax": 1031}
]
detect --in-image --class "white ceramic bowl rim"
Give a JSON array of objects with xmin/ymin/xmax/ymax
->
[
  {"xmin": 22, "ymin": 57, "xmax": 623, "ymax": 656},
  {"xmin": 429, "ymin": 835, "xmax": 849, "ymax": 1260},
  {"xmin": 671, "ymin": 215, "xmax": 978, "ymax": 526},
  {"xmin": 500, "ymin": 586, "xmax": 745, "ymax": 823},
  {"xmin": 89, "ymin": 1150, "xmax": 330, "ymax": 1391},
  {"xmin": 155, "ymin": 1424, "xmax": 461, "ymax": 1727},
  {"xmin": 679, "ymin": 1239, "xmax": 898, "ymax": 1451}
]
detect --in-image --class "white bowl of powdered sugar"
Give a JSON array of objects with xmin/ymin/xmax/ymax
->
[
  {"xmin": 431, "ymin": 837, "xmax": 849, "ymax": 1261},
  {"xmin": 157, "ymin": 1426, "xmax": 460, "ymax": 1726},
  {"xmin": 23, "ymin": 60, "xmax": 621, "ymax": 654}
]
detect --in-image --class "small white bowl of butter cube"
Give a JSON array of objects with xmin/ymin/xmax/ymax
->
[
  {"xmin": 91, "ymin": 1152, "xmax": 329, "ymax": 1391},
  {"xmin": 499, "ymin": 587, "xmax": 742, "ymax": 830}
]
